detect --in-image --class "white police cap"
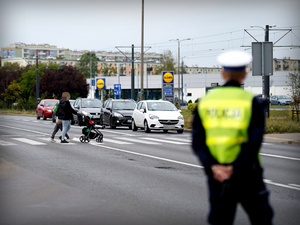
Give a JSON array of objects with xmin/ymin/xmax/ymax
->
[{"xmin": 217, "ymin": 51, "xmax": 252, "ymax": 71}]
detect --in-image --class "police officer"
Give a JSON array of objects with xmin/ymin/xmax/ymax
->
[{"xmin": 192, "ymin": 51, "xmax": 273, "ymax": 225}]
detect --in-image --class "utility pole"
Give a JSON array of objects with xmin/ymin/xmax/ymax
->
[
  {"xmin": 264, "ymin": 25, "xmax": 270, "ymax": 117},
  {"xmin": 131, "ymin": 44, "xmax": 135, "ymax": 100},
  {"xmin": 36, "ymin": 55, "xmax": 39, "ymax": 105},
  {"xmin": 140, "ymin": 0, "xmax": 144, "ymax": 101}
]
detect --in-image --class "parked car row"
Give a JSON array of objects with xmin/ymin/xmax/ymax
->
[{"xmin": 37, "ymin": 97, "xmax": 185, "ymax": 134}]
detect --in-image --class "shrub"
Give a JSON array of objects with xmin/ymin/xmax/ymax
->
[
  {"xmin": 188, "ymin": 103, "xmax": 197, "ymax": 114},
  {"xmin": 188, "ymin": 100, "xmax": 192, "ymax": 104}
]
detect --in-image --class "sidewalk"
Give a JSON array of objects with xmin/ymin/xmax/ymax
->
[{"xmin": 263, "ymin": 133, "xmax": 300, "ymax": 145}]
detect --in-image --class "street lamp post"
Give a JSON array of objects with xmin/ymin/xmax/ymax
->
[
  {"xmin": 250, "ymin": 24, "xmax": 276, "ymax": 117},
  {"xmin": 169, "ymin": 38, "xmax": 190, "ymax": 107},
  {"xmin": 36, "ymin": 55, "xmax": 39, "ymax": 105}
]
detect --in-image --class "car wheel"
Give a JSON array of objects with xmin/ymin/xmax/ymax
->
[
  {"xmin": 132, "ymin": 120, "xmax": 138, "ymax": 131},
  {"xmin": 110, "ymin": 118, "xmax": 116, "ymax": 129},
  {"xmin": 42, "ymin": 112, "xmax": 46, "ymax": 120},
  {"xmin": 177, "ymin": 129, "xmax": 184, "ymax": 134},
  {"xmin": 163, "ymin": 130, "xmax": 168, "ymax": 133},
  {"xmin": 36, "ymin": 112, "xmax": 40, "ymax": 120},
  {"xmin": 278, "ymin": 102, "xmax": 280, "ymax": 105},
  {"xmin": 144, "ymin": 120, "xmax": 151, "ymax": 133}
]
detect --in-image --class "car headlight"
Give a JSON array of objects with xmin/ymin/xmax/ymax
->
[
  {"xmin": 47, "ymin": 110, "xmax": 52, "ymax": 112},
  {"xmin": 149, "ymin": 114, "xmax": 159, "ymax": 120},
  {"xmin": 178, "ymin": 115, "xmax": 184, "ymax": 120},
  {"xmin": 113, "ymin": 112, "xmax": 123, "ymax": 117}
]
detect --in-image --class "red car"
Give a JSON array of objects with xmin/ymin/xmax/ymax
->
[{"xmin": 36, "ymin": 99, "xmax": 59, "ymax": 120}]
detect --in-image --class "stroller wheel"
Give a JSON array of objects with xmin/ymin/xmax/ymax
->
[
  {"xmin": 85, "ymin": 137, "xmax": 90, "ymax": 143},
  {"xmin": 96, "ymin": 136, "xmax": 103, "ymax": 143},
  {"xmin": 80, "ymin": 136, "xmax": 85, "ymax": 143}
]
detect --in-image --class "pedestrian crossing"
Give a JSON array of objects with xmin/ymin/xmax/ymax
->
[{"xmin": 0, "ymin": 135, "xmax": 192, "ymax": 146}]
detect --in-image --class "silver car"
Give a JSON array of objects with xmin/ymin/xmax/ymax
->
[{"xmin": 270, "ymin": 95, "xmax": 292, "ymax": 105}]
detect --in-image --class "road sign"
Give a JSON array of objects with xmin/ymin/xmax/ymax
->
[
  {"xmin": 96, "ymin": 78, "xmax": 106, "ymax": 90},
  {"xmin": 114, "ymin": 84, "xmax": 121, "ymax": 96}
]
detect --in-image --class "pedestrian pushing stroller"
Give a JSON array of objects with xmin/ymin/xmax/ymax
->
[{"xmin": 78, "ymin": 112, "xmax": 105, "ymax": 143}]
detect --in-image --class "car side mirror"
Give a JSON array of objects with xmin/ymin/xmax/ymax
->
[
  {"xmin": 107, "ymin": 107, "xmax": 111, "ymax": 111},
  {"xmin": 40, "ymin": 104, "xmax": 44, "ymax": 107},
  {"xmin": 178, "ymin": 109, "xmax": 182, "ymax": 113},
  {"xmin": 139, "ymin": 109, "xmax": 145, "ymax": 113},
  {"xmin": 74, "ymin": 106, "xmax": 79, "ymax": 109}
]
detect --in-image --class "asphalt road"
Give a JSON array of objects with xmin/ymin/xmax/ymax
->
[{"xmin": 0, "ymin": 115, "xmax": 299, "ymax": 225}]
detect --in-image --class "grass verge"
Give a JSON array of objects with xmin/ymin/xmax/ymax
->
[{"xmin": 181, "ymin": 109, "xmax": 300, "ymax": 134}]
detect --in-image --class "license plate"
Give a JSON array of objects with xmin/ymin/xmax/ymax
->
[
  {"xmin": 164, "ymin": 125, "xmax": 173, "ymax": 129},
  {"xmin": 92, "ymin": 115, "xmax": 100, "ymax": 119},
  {"xmin": 127, "ymin": 119, "xmax": 132, "ymax": 123}
]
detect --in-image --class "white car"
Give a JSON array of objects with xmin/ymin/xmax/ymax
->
[{"xmin": 132, "ymin": 100, "xmax": 184, "ymax": 133}]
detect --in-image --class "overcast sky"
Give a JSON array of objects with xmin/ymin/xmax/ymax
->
[{"xmin": 1, "ymin": 0, "xmax": 299, "ymax": 67}]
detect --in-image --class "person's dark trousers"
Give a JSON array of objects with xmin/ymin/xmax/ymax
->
[
  {"xmin": 207, "ymin": 175, "xmax": 273, "ymax": 225},
  {"xmin": 51, "ymin": 124, "xmax": 69, "ymax": 139}
]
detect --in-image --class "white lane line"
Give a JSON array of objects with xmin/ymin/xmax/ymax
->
[
  {"xmin": 116, "ymin": 137, "xmax": 161, "ymax": 145},
  {"xmin": 0, "ymin": 125, "xmax": 46, "ymax": 135},
  {"xmin": 92, "ymin": 144, "xmax": 203, "ymax": 168},
  {"xmin": 0, "ymin": 140, "xmax": 17, "ymax": 146},
  {"xmin": 264, "ymin": 179, "xmax": 300, "ymax": 191},
  {"xmin": 12, "ymin": 138, "xmax": 46, "ymax": 145},
  {"xmin": 165, "ymin": 137, "xmax": 191, "ymax": 143},
  {"xmin": 260, "ymin": 153, "xmax": 300, "ymax": 161},
  {"xmin": 289, "ymin": 184, "xmax": 300, "ymax": 188},
  {"xmin": 142, "ymin": 137, "xmax": 186, "ymax": 145},
  {"xmin": 37, "ymin": 137, "xmax": 76, "ymax": 145},
  {"xmin": 102, "ymin": 138, "xmax": 132, "ymax": 144}
]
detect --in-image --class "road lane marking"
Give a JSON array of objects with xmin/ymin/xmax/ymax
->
[
  {"xmin": 164, "ymin": 137, "xmax": 191, "ymax": 143},
  {"xmin": 0, "ymin": 125, "xmax": 46, "ymax": 135},
  {"xmin": 142, "ymin": 137, "xmax": 186, "ymax": 145},
  {"xmin": 116, "ymin": 137, "xmax": 161, "ymax": 145},
  {"xmin": 260, "ymin": 153, "xmax": 300, "ymax": 161},
  {"xmin": 264, "ymin": 179, "xmax": 300, "ymax": 191},
  {"xmin": 289, "ymin": 184, "xmax": 300, "ymax": 188},
  {"xmin": 91, "ymin": 144, "xmax": 203, "ymax": 168},
  {"xmin": 12, "ymin": 138, "xmax": 46, "ymax": 145},
  {"xmin": 0, "ymin": 140, "xmax": 17, "ymax": 146}
]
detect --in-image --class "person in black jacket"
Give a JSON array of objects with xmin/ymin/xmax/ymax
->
[
  {"xmin": 57, "ymin": 92, "xmax": 78, "ymax": 143},
  {"xmin": 192, "ymin": 51, "xmax": 273, "ymax": 225}
]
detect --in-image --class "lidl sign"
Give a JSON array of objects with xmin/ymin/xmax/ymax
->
[
  {"xmin": 162, "ymin": 71, "xmax": 174, "ymax": 83},
  {"xmin": 96, "ymin": 78, "xmax": 106, "ymax": 90}
]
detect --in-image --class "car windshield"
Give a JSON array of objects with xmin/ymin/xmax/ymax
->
[
  {"xmin": 278, "ymin": 95, "xmax": 289, "ymax": 99},
  {"xmin": 81, "ymin": 99, "xmax": 103, "ymax": 108},
  {"xmin": 45, "ymin": 101, "xmax": 58, "ymax": 107},
  {"xmin": 113, "ymin": 101, "xmax": 136, "ymax": 110},
  {"xmin": 147, "ymin": 102, "xmax": 178, "ymax": 111}
]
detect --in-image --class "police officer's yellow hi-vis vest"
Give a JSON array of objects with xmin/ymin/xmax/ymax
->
[{"xmin": 198, "ymin": 87, "xmax": 254, "ymax": 164}]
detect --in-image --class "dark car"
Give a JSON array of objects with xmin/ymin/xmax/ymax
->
[
  {"xmin": 72, "ymin": 98, "xmax": 103, "ymax": 124},
  {"xmin": 36, "ymin": 99, "xmax": 59, "ymax": 120},
  {"xmin": 52, "ymin": 99, "xmax": 75, "ymax": 123},
  {"xmin": 100, "ymin": 99, "xmax": 136, "ymax": 129}
]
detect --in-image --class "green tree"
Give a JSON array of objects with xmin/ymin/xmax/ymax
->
[
  {"xmin": 38, "ymin": 66, "xmax": 88, "ymax": 99},
  {"xmin": 77, "ymin": 52, "xmax": 100, "ymax": 78},
  {"xmin": 1, "ymin": 62, "xmax": 20, "ymax": 71},
  {"xmin": 286, "ymin": 71, "xmax": 300, "ymax": 111},
  {"xmin": 1, "ymin": 80, "xmax": 21, "ymax": 103},
  {"xmin": 154, "ymin": 50, "xmax": 176, "ymax": 75},
  {"xmin": 100, "ymin": 63, "xmax": 117, "ymax": 76}
]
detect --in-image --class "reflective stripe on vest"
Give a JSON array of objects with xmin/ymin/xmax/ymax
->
[{"xmin": 198, "ymin": 87, "xmax": 254, "ymax": 164}]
